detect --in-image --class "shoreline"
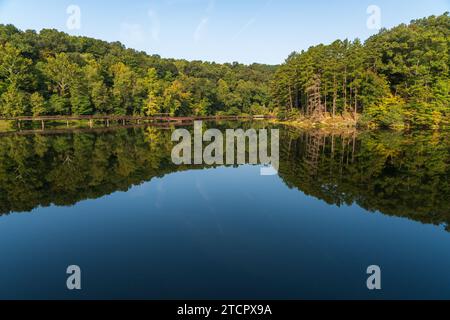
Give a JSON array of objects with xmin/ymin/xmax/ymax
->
[
  {"xmin": 271, "ymin": 114, "xmax": 450, "ymax": 131},
  {"xmin": 2, "ymin": 116, "xmax": 449, "ymax": 136},
  {"xmin": 271, "ymin": 113, "xmax": 358, "ymax": 130},
  {"xmin": 0, "ymin": 116, "xmax": 274, "ymax": 135}
]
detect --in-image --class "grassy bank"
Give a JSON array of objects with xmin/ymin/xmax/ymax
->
[{"xmin": 273, "ymin": 113, "xmax": 358, "ymax": 129}]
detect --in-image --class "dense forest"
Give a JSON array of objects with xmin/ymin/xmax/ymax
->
[
  {"xmin": 0, "ymin": 13, "xmax": 448, "ymax": 128},
  {"xmin": 271, "ymin": 13, "xmax": 450, "ymax": 128},
  {"xmin": 1, "ymin": 125, "xmax": 449, "ymax": 230},
  {"xmin": 0, "ymin": 25, "xmax": 274, "ymax": 118}
]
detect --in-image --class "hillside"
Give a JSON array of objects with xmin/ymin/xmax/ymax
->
[
  {"xmin": 0, "ymin": 25, "xmax": 275, "ymax": 118},
  {"xmin": 0, "ymin": 13, "xmax": 449, "ymax": 129},
  {"xmin": 271, "ymin": 13, "xmax": 450, "ymax": 128}
]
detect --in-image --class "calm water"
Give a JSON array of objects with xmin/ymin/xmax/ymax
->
[{"xmin": 0, "ymin": 122, "xmax": 449, "ymax": 300}]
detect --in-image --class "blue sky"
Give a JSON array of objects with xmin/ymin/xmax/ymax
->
[{"xmin": 0, "ymin": 0, "xmax": 448, "ymax": 64}]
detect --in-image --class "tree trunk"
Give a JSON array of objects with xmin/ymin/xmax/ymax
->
[
  {"xmin": 288, "ymin": 85, "xmax": 294, "ymax": 110},
  {"xmin": 343, "ymin": 67, "xmax": 347, "ymax": 112},
  {"xmin": 333, "ymin": 73, "xmax": 337, "ymax": 117}
]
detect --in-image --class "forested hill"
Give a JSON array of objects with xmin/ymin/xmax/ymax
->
[
  {"xmin": 0, "ymin": 25, "xmax": 275, "ymax": 118},
  {"xmin": 0, "ymin": 13, "xmax": 449, "ymax": 127},
  {"xmin": 271, "ymin": 13, "xmax": 450, "ymax": 128}
]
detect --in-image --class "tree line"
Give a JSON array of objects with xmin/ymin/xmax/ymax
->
[
  {"xmin": 0, "ymin": 13, "xmax": 448, "ymax": 128},
  {"xmin": 0, "ymin": 25, "xmax": 275, "ymax": 118},
  {"xmin": 271, "ymin": 13, "xmax": 449, "ymax": 128}
]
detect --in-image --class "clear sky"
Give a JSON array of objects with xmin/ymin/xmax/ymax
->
[{"xmin": 0, "ymin": 0, "xmax": 448, "ymax": 64}]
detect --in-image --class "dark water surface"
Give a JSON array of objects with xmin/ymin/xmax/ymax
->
[{"xmin": 0, "ymin": 122, "xmax": 449, "ymax": 299}]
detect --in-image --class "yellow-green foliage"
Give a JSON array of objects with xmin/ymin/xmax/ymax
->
[
  {"xmin": 362, "ymin": 95, "xmax": 406, "ymax": 128},
  {"xmin": 0, "ymin": 25, "xmax": 274, "ymax": 118},
  {"xmin": 0, "ymin": 120, "xmax": 13, "ymax": 131}
]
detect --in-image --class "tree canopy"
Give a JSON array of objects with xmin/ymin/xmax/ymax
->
[
  {"xmin": 0, "ymin": 25, "xmax": 275, "ymax": 117},
  {"xmin": 271, "ymin": 13, "xmax": 450, "ymax": 128},
  {"xmin": 0, "ymin": 13, "xmax": 448, "ymax": 128}
]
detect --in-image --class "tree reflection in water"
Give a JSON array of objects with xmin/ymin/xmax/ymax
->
[{"xmin": 0, "ymin": 123, "xmax": 449, "ymax": 231}]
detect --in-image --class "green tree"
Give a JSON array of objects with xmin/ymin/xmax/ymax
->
[
  {"xmin": 110, "ymin": 62, "xmax": 135, "ymax": 115},
  {"xmin": 82, "ymin": 56, "xmax": 111, "ymax": 114},
  {"xmin": 142, "ymin": 68, "xmax": 164, "ymax": 116},
  {"xmin": 362, "ymin": 95, "xmax": 406, "ymax": 128},
  {"xmin": 0, "ymin": 85, "xmax": 27, "ymax": 116},
  {"xmin": 30, "ymin": 92, "xmax": 46, "ymax": 116},
  {"xmin": 163, "ymin": 79, "xmax": 192, "ymax": 116},
  {"xmin": 0, "ymin": 42, "xmax": 32, "ymax": 91},
  {"xmin": 41, "ymin": 53, "xmax": 77, "ymax": 98}
]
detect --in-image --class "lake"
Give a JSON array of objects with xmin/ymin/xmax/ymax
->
[{"xmin": 0, "ymin": 122, "xmax": 449, "ymax": 300}]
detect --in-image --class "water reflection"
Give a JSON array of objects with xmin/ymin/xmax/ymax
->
[
  {"xmin": 279, "ymin": 128, "xmax": 450, "ymax": 231},
  {"xmin": 0, "ymin": 124, "xmax": 449, "ymax": 230}
]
